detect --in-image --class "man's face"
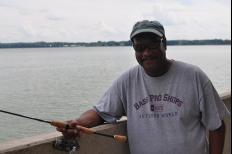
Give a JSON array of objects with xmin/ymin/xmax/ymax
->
[{"xmin": 133, "ymin": 33, "xmax": 167, "ymax": 74}]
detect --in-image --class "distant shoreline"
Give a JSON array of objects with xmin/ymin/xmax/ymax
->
[{"xmin": 0, "ymin": 39, "xmax": 231, "ymax": 49}]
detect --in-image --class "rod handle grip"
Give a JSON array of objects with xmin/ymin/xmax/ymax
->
[
  {"xmin": 50, "ymin": 120, "xmax": 69, "ymax": 129},
  {"xmin": 76, "ymin": 125, "xmax": 94, "ymax": 134},
  {"xmin": 114, "ymin": 135, "xmax": 127, "ymax": 143}
]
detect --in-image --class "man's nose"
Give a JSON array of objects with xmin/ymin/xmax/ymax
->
[{"xmin": 142, "ymin": 48, "xmax": 152, "ymax": 55}]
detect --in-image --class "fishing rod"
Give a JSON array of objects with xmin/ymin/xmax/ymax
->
[{"xmin": 0, "ymin": 109, "xmax": 127, "ymax": 143}]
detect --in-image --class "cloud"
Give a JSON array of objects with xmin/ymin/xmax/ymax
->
[
  {"xmin": 141, "ymin": 0, "xmax": 231, "ymax": 39},
  {"xmin": 46, "ymin": 14, "xmax": 67, "ymax": 21},
  {"xmin": 0, "ymin": 0, "xmax": 231, "ymax": 42}
]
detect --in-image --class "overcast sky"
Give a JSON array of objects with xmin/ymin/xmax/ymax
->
[{"xmin": 0, "ymin": 0, "xmax": 231, "ymax": 43}]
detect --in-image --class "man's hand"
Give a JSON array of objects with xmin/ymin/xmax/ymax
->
[
  {"xmin": 56, "ymin": 120, "xmax": 82, "ymax": 138},
  {"xmin": 56, "ymin": 109, "xmax": 105, "ymax": 139}
]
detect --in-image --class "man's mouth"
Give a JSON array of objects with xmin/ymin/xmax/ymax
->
[{"xmin": 142, "ymin": 56, "xmax": 159, "ymax": 62}]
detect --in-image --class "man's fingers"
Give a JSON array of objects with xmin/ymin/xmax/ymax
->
[
  {"xmin": 55, "ymin": 120, "xmax": 82, "ymax": 138},
  {"xmin": 56, "ymin": 127, "xmax": 65, "ymax": 132},
  {"xmin": 69, "ymin": 120, "xmax": 80, "ymax": 127},
  {"xmin": 61, "ymin": 128, "xmax": 80, "ymax": 137}
]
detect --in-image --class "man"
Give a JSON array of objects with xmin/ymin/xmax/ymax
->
[{"xmin": 57, "ymin": 20, "xmax": 230, "ymax": 154}]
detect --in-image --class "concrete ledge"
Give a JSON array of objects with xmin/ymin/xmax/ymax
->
[{"xmin": 0, "ymin": 132, "xmax": 61, "ymax": 154}]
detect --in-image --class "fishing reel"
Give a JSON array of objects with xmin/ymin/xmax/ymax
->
[{"xmin": 53, "ymin": 137, "xmax": 80, "ymax": 154}]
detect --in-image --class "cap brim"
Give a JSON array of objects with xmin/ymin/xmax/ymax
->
[{"xmin": 130, "ymin": 29, "xmax": 163, "ymax": 40}]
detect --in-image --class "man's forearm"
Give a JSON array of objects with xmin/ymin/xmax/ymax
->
[
  {"xmin": 209, "ymin": 120, "xmax": 226, "ymax": 154},
  {"xmin": 75, "ymin": 109, "xmax": 105, "ymax": 128}
]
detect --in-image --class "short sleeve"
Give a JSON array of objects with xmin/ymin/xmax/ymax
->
[
  {"xmin": 93, "ymin": 78, "xmax": 126, "ymax": 123},
  {"xmin": 199, "ymin": 81, "xmax": 230, "ymax": 131}
]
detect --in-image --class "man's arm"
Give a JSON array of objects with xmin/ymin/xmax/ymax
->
[
  {"xmin": 57, "ymin": 109, "xmax": 105, "ymax": 138},
  {"xmin": 209, "ymin": 120, "xmax": 226, "ymax": 154},
  {"xmin": 73, "ymin": 109, "xmax": 105, "ymax": 127}
]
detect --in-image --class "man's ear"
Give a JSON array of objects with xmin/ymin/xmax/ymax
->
[
  {"xmin": 161, "ymin": 37, "xmax": 167, "ymax": 51},
  {"xmin": 160, "ymin": 37, "xmax": 165, "ymax": 51}
]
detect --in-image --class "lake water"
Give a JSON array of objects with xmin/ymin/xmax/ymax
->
[{"xmin": 0, "ymin": 46, "xmax": 231, "ymax": 143}]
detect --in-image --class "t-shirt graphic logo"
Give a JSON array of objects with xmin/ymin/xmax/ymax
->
[{"xmin": 150, "ymin": 105, "xmax": 164, "ymax": 112}]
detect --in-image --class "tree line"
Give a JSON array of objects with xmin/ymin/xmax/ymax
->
[{"xmin": 0, "ymin": 39, "xmax": 230, "ymax": 48}]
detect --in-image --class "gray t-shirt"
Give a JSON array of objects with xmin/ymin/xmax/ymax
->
[{"xmin": 94, "ymin": 61, "xmax": 230, "ymax": 154}]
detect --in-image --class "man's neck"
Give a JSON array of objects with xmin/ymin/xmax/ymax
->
[{"xmin": 146, "ymin": 59, "xmax": 172, "ymax": 77}]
